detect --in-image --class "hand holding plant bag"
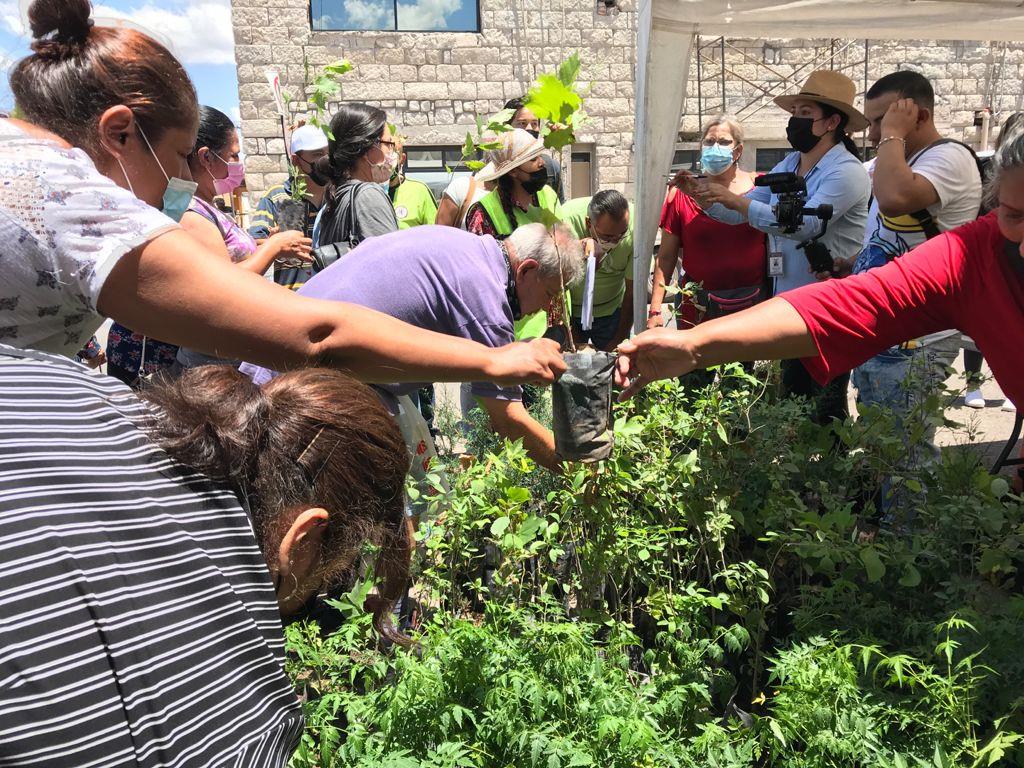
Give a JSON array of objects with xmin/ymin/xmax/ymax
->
[
  {"xmin": 551, "ymin": 236, "xmax": 615, "ymax": 462},
  {"xmin": 552, "ymin": 347, "xmax": 616, "ymax": 462}
]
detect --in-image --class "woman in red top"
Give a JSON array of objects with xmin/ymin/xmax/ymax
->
[
  {"xmin": 649, "ymin": 115, "xmax": 767, "ymax": 330},
  {"xmin": 616, "ymin": 126, "xmax": 1024, "ymax": 485}
]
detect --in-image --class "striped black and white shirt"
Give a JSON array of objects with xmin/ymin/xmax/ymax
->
[{"xmin": 0, "ymin": 346, "xmax": 303, "ymax": 767}]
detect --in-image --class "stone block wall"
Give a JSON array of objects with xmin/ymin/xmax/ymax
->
[{"xmin": 231, "ymin": 0, "xmax": 1024, "ymax": 202}]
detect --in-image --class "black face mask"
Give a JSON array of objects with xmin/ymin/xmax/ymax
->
[
  {"xmin": 525, "ymin": 129, "xmax": 541, "ymax": 140},
  {"xmin": 1005, "ymin": 238, "xmax": 1024, "ymax": 277},
  {"xmin": 520, "ymin": 167, "xmax": 549, "ymax": 195},
  {"xmin": 786, "ymin": 116, "xmax": 823, "ymax": 154},
  {"xmin": 297, "ymin": 157, "xmax": 330, "ymax": 187}
]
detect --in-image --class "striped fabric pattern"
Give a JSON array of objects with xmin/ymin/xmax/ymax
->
[{"xmin": 0, "ymin": 346, "xmax": 303, "ymax": 767}]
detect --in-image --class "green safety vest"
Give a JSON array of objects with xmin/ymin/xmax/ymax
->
[
  {"xmin": 478, "ymin": 185, "xmax": 560, "ymax": 237},
  {"xmin": 390, "ymin": 178, "xmax": 438, "ymax": 230}
]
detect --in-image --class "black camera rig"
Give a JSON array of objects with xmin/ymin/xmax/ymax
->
[{"xmin": 754, "ymin": 172, "xmax": 836, "ymax": 275}]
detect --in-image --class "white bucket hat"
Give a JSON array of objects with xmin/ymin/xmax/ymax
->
[{"xmin": 474, "ymin": 128, "xmax": 546, "ymax": 183}]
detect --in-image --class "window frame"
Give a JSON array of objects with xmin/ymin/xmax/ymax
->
[{"xmin": 309, "ymin": 0, "xmax": 482, "ymax": 33}]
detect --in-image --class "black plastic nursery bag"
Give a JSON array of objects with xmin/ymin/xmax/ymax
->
[{"xmin": 552, "ymin": 350, "xmax": 616, "ymax": 462}]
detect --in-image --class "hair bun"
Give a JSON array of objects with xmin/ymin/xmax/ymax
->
[{"xmin": 28, "ymin": 0, "xmax": 93, "ymax": 55}]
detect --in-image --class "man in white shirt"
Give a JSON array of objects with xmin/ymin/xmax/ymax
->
[{"xmin": 850, "ymin": 70, "xmax": 983, "ymax": 484}]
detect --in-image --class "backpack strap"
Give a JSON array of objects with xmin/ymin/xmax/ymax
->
[
  {"xmin": 908, "ymin": 139, "xmax": 985, "ymax": 240},
  {"xmin": 455, "ymin": 176, "xmax": 479, "ymax": 230}
]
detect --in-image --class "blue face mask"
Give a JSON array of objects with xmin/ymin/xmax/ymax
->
[
  {"xmin": 700, "ymin": 144, "xmax": 736, "ymax": 176},
  {"xmin": 124, "ymin": 124, "xmax": 198, "ymax": 223}
]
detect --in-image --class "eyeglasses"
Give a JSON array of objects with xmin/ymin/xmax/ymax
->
[
  {"xmin": 592, "ymin": 230, "xmax": 626, "ymax": 245},
  {"xmin": 701, "ymin": 138, "xmax": 735, "ymax": 147}
]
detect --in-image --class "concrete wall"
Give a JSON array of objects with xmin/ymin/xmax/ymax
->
[{"xmin": 231, "ymin": 0, "xmax": 1024, "ymax": 202}]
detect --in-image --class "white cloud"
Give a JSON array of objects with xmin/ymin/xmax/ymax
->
[
  {"xmin": 341, "ymin": 0, "xmax": 392, "ymax": 30},
  {"xmin": 397, "ymin": 0, "xmax": 462, "ymax": 30},
  {"xmin": 1, "ymin": 0, "xmax": 235, "ymax": 66},
  {"xmin": 0, "ymin": 0, "xmax": 21, "ymax": 36},
  {"xmin": 92, "ymin": 1, "xmax": 235, "ymax": 66}
]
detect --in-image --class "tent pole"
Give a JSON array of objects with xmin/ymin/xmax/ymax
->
[{"xmin": 631, "ymin": 0, "xmax": 696, "ymax": 335}]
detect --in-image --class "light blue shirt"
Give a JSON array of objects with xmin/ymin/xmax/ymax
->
[{"xmin": 708, "ymin": 143, "xmax": 870, "ymax": 294}]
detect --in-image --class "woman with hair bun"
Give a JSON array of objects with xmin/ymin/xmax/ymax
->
[
  {"xmin": 0, "ymin": 345, "xmax": 411, "ymax": 765},
  {"xmin": 1, "ymin": 0, "xmax": 566, "ymax": 404},
  {"xmin": 311, "ymin": 103, "xmax": 400, "ymax": 255},
  {"xmin": 106, "ymin": 105, "xmax": 316, "ymax": 382}
]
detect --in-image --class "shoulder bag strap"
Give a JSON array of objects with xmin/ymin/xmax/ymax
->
[{"xmin": 455, "ymin": 176, "xmax": 478, "ymax": 229}]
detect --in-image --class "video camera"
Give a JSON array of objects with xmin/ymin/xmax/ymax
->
[{"xmin": 754, "ymin": 172, "xmax": 836, "ymax": 275}]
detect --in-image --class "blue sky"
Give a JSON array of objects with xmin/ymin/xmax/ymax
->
[{"xmin": 0, "ymin": 0, "xmax": 241, "ymax": 122}]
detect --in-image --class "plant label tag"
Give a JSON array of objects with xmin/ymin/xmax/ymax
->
[
  {"xmin": 581, "ymin": 253, "xmax": 597, "ymax": 331},
  {"xmin": 768, "ymin": 253, "xmax": 784, "ymax": 277}
]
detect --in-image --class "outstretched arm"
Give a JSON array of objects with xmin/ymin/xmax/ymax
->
[
  {"xmin": 98, "ymin": 229, "xmax": 566, "ymax": 387},
  {"xmin": 615, "ymin": 298, "xmax": 814, "ymax": 399}
]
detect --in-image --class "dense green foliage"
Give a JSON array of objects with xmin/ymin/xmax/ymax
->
[{"xmin": 287, "ymin": 367, "xmax": 1024, "ymax": 767}]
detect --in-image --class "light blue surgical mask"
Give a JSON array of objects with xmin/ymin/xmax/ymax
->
[
  {"xmin": 120, "ymin": 123, "xmax": 198, "ymax": 223},
  {"xmin": 700, "ymin": 144, "xmax": 736, "ymax": 176}
]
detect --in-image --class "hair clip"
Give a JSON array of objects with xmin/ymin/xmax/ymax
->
[
  {"xmin": 296, "ymin": 425, "xmax": 326, "ymax": 465},
  {"xmin": 39, "ymin": 29, "xmax": 59, "ymax": 41}
]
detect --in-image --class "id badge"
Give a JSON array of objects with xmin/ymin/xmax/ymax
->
[{"xmin": 768, "ymin": 252, "xmax": 784, "ymax": 277}]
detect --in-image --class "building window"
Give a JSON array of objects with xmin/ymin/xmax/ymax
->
[
  {"xmin": 671, "ymin": 149, "xmax": 700, "ymax": 173},
  {"xmin": 570, "ymin": 148, "xmax": 594, "ymax": 198},
  {"xmin": 403, "ymin": 145, "xmax": 478, "ymax": 202},
  {"xmin": 755, "ymin": 147, "xmax": 790, "ymax": 172},
  {"xmin": 311, "ymin": 0, "xmax": 481, "ymax": 32}
]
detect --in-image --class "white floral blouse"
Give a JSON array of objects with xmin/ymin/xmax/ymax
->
[{"xmin": 0, "ymin": 120, "xmax": 177, "ymax": 356}]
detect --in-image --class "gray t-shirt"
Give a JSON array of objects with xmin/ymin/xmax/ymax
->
[
  {"xmin": 241, "ymin": 225, "xmax": 521, "ymax": 404},
  {"xmin": 313, "ymin": 179, "xmax": 398, "ymax": 248}
]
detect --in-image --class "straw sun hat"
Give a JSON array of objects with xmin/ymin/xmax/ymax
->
[
  {"xmin": 474, "ymin": 128, "xmax": 546, "ymax": 183},
  {"xmin": 773, "ymin": 70, "xmax": 869, "ymax": 133}
]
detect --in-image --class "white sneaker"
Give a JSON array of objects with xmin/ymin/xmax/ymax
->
[
  {"xmin": 964, "ymin": 389, "xmax": 986, "ymax": 409},
  {"xmin": 1003, "ymin": 400, "xmax": 1017, "ymax": 412}
]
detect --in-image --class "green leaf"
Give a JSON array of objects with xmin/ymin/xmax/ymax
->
[
  {"xmin": 979, "ymin": 547, "xmax": 1011, "ymax": 574},
  {"xmin": 991, "ymin": 477, "xmax": 1010, "ymax": 497},
  {"xmin": 859, "ymin": 546, "xmax": 886, "ymax": 583},
  {"xmin": 768, "ymin": 718, "xmax": 787, "ymax": 746},
  {"xmin": 462, "ymin": 131, "xmax": 475, "ymax": 160},
  {"xmin": 898, "ymin": 563, "xmax": 921, "ymax": 588},
  {"xmin": 490, "ymin": 516, "xmax": 511, "ymax": 536},
  {"xmin": 323, "ymin": 59, "xmax": 353, "ymax": 77},
  {"xmin": 637, "ymin": 548, "xmax": 651, "ymax": 561},
  {"xmin": 525, "ymin": 74, "xmax": 582, "ymax": 125},
  {"xmin": 543, "ymin": 124, "xmax": 576, "ymax": 152},
  {"xmin": 556, "ymin": 51, "xmax": 582, "ymax": 86}
]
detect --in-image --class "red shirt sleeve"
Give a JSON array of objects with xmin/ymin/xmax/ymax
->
[
  {"xmin": 659, "ymin": 190, "xmax": 676, "ymax": 232},
  {"xmin": 780, "ymin": 216, "xmax": 990, "ymax": 384}
]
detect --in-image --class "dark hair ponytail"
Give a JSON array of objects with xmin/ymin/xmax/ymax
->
[
  {"xmin": 141, "ymin": 366, "xmax": 412, "ymax": 644},
  {"xmin": 820, "ymin": 103, "xmax": 861, "ymax": 159},
  {"xmin": 189, "ymin": 105, "xmax": 236, "ymax": 163},
  {"xmin": 496, "ymin": 173, "xmax": 521, "ymax": 235},
  {"xmin": 318, "ymin": 102, "xmax": 388, "ymax": 216},
  {"xmin": 11, "ymin": 0, "xmax": 197, "ymax": 151}
]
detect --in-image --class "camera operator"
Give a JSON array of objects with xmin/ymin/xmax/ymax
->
[{"xmin": 677, "ymin": 70, "xmax": 870, "ymax": 426}]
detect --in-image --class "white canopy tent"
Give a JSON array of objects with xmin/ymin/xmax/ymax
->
[{"xmin": 632, "ymin": 0, "xmax": 1024, "ymax": 332}]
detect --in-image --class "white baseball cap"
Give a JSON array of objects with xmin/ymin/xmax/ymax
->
[{"xmin": 290, "ymin": 125, "xmax": 329, "ymax": 154}]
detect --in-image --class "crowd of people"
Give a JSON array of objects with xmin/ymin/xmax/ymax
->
[{"xmin": 0, "ymin": 0, "xmax": 1021, "ymax": 764}]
